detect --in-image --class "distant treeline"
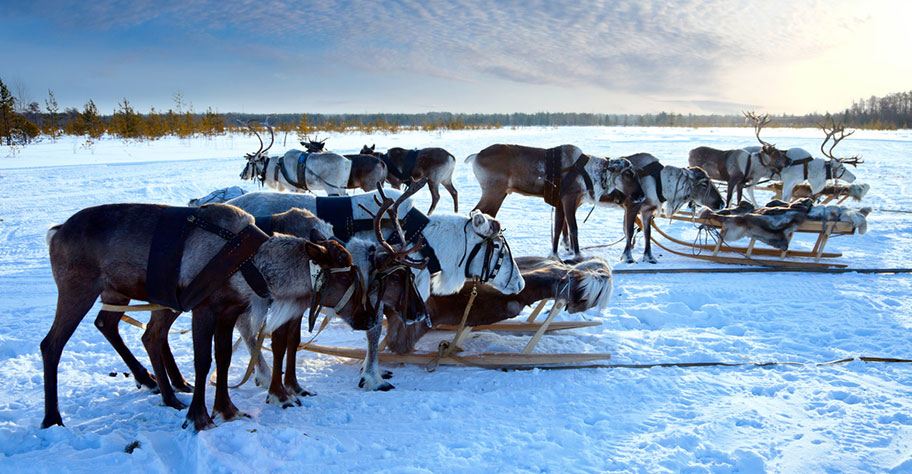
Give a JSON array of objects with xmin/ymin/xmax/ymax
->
[{"xmin": 1, "ymin": 76, "xmax": 910, "ymax": 148}]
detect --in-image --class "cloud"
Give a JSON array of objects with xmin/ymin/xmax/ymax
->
[{"xmin": 13, "ymin": 0, "xmax": 875, "ymax": 104}]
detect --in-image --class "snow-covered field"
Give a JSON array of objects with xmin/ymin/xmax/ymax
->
[{"xmin": 1, "ymin": 127, "xmax": 911, "ymax": 473}]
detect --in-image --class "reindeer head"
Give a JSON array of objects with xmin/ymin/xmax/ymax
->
[
  {"xmin": 685, "ymin": 166, "xmax": 724, "ymax": 210},
  {"xmin": 462, "ymin": 210, "xmax": 525, "ymax": 295},
  {"xmin": 743, "ymin": 111, "xmax": 789, "ymax": 173},
  {"xmin": 605, "ymin": 158, "xmax": 645, "ymax": 204},
  {"xmin": 300, "ymin": 136, "xmax": 327, "ymax": 153},
  {"xmin": 364, "ymin": 180, "xmax": 433, "ymax": 326},
  {"xmin": 819, "ymin": 117, "xmax": 862, "ymax": 181},
  {"xmin": 360, "ymin": 144, "xmax": 377, "ymax": 155},
  {"xmin": 239, "ymin": 120, "xmax": 275, "ymax": 184},
  {"xmin": 305, "ymin": 238, "xmax": 374, "ymax": 331}
]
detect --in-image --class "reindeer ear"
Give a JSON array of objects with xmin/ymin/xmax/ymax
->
[
  {"xmin": 304, "ymin": 240, "xmax": 329, "ymax": 265},
  {"xmin": 470, "ymin": 210, "xmax": 487, "ymax": 229},
  {"xmin": 309, "ymin": 228, "xmax": 327, "ymax": 242}
]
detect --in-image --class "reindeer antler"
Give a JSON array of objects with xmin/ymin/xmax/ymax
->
[
  {"xmin": 243, "ymin": 120, "xmax": 264, "ymax": 159},
  {"xmin": 262, "ymin": 117, "xmax": 275, "ymax": 154},
  {"xmin": 818, "ymin": 117, "xmax": 863, "ymax": 166},
  {"xmin": 743, "ymin": 110, "xmax": 774, "ymax": 148},
  {"xmin": 372, "ymin": 180, "xmax": 429, "ymax": 268}
]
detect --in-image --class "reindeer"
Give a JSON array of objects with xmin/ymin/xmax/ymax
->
[
  {"xmin": 360, "ymin": 144, "xmax": 458, "ymax": 215},
  {"xmin": 301, "ymin": 136, "xmax": 390, "ymax": 193},
  {"xmin": 621, "ymin": 153, "xmax": 724, "ymax": 262},
  {"xmin": 41, "ymin": 203, "xmax": 372, "ymax": 431},
  {"xmin": 231, "ymin": 185, "xmax": 432, "ymax": 396},
  {"xmin": 229, "ymin": 188, "xmax": 525, "ymax": 298},
  {"xmin": 385, "ymin": 256, "xmax": 613, "ymax": 354},
  {"xmin": 239, "ymin": 123, "xmax": 351, "ymax": 196},
  {"xmin": 467, "ymin": 144, "xmax": 645, "ymax": 260},
  {"xmin": 689, "ymin": 112, "xmax": 789, "ymax": 206},
  {"xmin": 768, "ymin": 119, "xmax": 861, "ymax": 201}
]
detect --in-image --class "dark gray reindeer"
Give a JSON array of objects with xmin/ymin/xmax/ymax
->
[
  {"xmin": 688, "ymin": 111, "xmax": 790, "ymax": 206},
  {"xmin": 42, "ymin": 203, "xmax": 372, "ymax": 431},
  {"xmin": 361, "ymin": 144, "xmax": 458, "ymax": 215}
]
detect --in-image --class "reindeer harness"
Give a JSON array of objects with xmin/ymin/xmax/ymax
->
[
  {"xmin": 146, "ymin": 207, "xmax": 270, "ymax": 313},
  {"xmin": 640, "ymin": 161, "xmax": 665, "ymax": 202},
  {"xmin": 458, "ymin": 222, "xmax": 514, "ymax": 285},
  {"xmin": 381, "ymin": 149, "xmax": 420, "ymax": 185},
  {"xmin": 544, "ymin": 147, "xmax": 595, "ymax": 207}
]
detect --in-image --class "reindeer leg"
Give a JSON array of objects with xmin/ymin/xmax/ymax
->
[
  {"xmin": 93, "ymin": 295, "xmax": 158, "ymax": 392},
  {"xmin": 560, "ymin": 219, "xmax": 571, "ymax": 251},
  {"xmin": 473, "ymin": 190, "xmax": 507, "ymax": 217},
  {"xmin": 725, "ymin": 178, "xmax": 736, "ymax": 207},
  {"xmin": 142, "ymin": 309, "xmax": 186, "ymax": 410},
  {"xmin": 641, "ymin": 208, "xmax": 658, "ymax": 263},
  {"xmin": 620, "ymin": 205, "xmax": 636, "ymax": 263},
  {"xmin": 442, "ymin": 180, "xmax": 458, "ymax": 213},
  {"xmin": 212, "ymin": 311, "xmax": 247, "ymax": 422},
  {"xmin": 184, "ymin": 309, "xmax": 216, "ymax": 431},
  {"xmin": 562, "ymin": 197, "xmax": 581, "ymax": 257},
  {"xmin": 41, "ymin": 283, "xmax": 101, "ymax": 429},
  {"xmin": 427, "ymin": 181, "xmax": 441, "ymax": 215},
  {"xmin": 359, "ymin": 314, "xmax": 393, "ymax": 391},
  {"xmin": 266, "ymin": 319, "xmax": 295, "ymax": 408},
  {"xmin": 284, "ymin": 315, "xmax": 314, "ymax": 398},
  {"xmin": 551, "ymin": 201, "xmax": 566, "ymax": 259},
  {"xmin": 159, "ymin": 310, "xmax": 192, "ymax": 393}
]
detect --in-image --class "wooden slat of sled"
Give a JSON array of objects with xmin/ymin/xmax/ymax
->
[
  {"xmin": 642, "ymin": 218, "xmax": 848, "ymax": 269},
  {"xmin": 661, "ymin": 212, "xmax": 855, "ymax": 235},
  {"xmin": 434, "ymin": 321, "xmax": 601, "ymax": 332},
  {"xmin": 649, "ymin": 219, "xmax": 843, "ymax": 259},
  {"xmin": 299, "ymin": 343, "xmax": 611, "ymax": 367}
]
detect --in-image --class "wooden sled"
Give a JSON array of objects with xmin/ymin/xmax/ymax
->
[
  {"xmin": 433, "ymin": 299, "xmax": 601, "ymax": 333},
  {"xmin": 641, "ymin": 213, "xmax": 853, "ymax": 268},
  {"xmin": 752, "ymin": 183, "xmax": 856, "ymax": 205},
  {"xmin": 300, "ymin": 299, "xmax": 611, "ymax": 369}
]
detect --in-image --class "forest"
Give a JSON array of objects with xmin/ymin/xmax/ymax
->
[{"xmin": 1, "ymin": 76, "xmax": 910, "ymax": 147}]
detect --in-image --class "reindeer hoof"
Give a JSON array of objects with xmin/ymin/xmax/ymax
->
[
  {"xmin": 183, "ymin": 414, "xmax": 216, "ymax": 432},
  {"xmin": 164, "ymin": 397, "xmax": 188, "ymax": 411},
  {"xmin": 381, "ymin": 370, "xmax": 393, "ymax": 380},
  {"xmin": 359, "ymin": 377, "xmax": 395, "ymax": 391},
  {"xmin": 41, "ymin": 414, "xmax": 64, "ymax": 429}
]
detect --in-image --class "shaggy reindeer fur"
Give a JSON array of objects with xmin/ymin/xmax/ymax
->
[
  {"xmin": 42, "ymin": 203, "xmax": 369, "ymax": 431},
  {"xmin": 769, "ymin": 182, "xmax": 870, "ymax": 202},
  {"xmin": 385, "ymin": 256, "xmax": 613, "ymax": 354},
  {"xmin": 699, "ymin": 199, "xmax": 815, "ymax": 250}
]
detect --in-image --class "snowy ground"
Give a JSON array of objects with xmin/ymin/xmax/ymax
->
[{"xmin": 1, "ymin": 127, "xmax": 911, "ymax": 473}]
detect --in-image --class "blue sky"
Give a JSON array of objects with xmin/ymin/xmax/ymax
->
[{"xmin": 1, "ymin": 0, "xmax": 909, "ymax": 115}]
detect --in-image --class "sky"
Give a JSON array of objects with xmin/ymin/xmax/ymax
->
[{"xmin": 1, "ymin": 0, "xmax": 910, "ymax": 115}]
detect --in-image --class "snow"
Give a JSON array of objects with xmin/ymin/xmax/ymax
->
[{"xmin": 1, "ymin": 127, "xmax": 911, "ymax": 473}]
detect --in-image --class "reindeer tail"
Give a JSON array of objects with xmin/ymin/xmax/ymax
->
[
  {"xmin": 464, "ymin": 153, "xmax": 478, "ymax": 164},
  {"xmin": 46, "ymin": 225, "xmax": 61, "ymax": 247}
]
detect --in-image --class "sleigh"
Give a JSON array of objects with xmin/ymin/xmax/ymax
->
[
  {"xmin": 641, "ymin": 209, "xmax": 859, "ymax": 269},
  {"xmin": 301, "ymin": 297, "xmax": 611, "ymax": 369}
]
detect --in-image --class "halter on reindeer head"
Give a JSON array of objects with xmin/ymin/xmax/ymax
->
[{"xmin": 239, "ymin": 119, "xmax": 275, "ymax": 185}]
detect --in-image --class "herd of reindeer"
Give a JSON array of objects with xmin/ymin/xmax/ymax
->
[{"xmin": 40, "ymin": 112, "xmax": 868, "ymax": 431}]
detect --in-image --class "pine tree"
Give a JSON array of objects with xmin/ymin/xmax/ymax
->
[
  {"xmin": 0, "ymin": 78, "xmax": 15, "ymax": 145},
  {"xmin": 44, "ymin": 89, "xmax": 61, "ymax": 139}
]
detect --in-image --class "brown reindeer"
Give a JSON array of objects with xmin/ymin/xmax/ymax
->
[
  {"xmin": 385, "ymin": 256, "xmax": 612, "ymax": 354},
  {"xmin": 361, "ymin": 144, "xmax": 458, "ymax": 214},
  {"xmin": 467, "ymin": 144, "xmax": 645, "ymax": 259},
  {"xmin": 42, "ymin": 203, "xmax": 372, "ymax": 431}
]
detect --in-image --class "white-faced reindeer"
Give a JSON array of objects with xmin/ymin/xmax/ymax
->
[
  {"xmin": 361, "ymin": 144, "xmax": 458, "ymax": 215},
  {"xmin": 239, "ymin": 123, "xmax": 375, "ymax": 195},
  {"xmin": 385, "ymin": 255, "xmax": 613, "ymax": 354},
  {"xmin": 623, "ymin": 153, "xmax": 724, "ymax": 263},
  {"xmin": 688, "ymin": 112, "xmax": 790, "ymax": 206},
  {"xmin": 768, "ymin": 119, "xmax": 861, "ymax": 201},
  {"xmin": 229, "ymin": 188, "xmax": 525, "ymax": 298},
  {"xmin": 467, "ymin": 144, "xmax": 645, "ymax": 260},
  {"xmin": 42, "ymin": 203, "xmax": 372, "ymax": 431},
  {"xmin": 231, "ymin": 184, "xmax": 433, "ymax": 396}
]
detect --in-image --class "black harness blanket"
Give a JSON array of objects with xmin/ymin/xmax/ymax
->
[
  {"xmin": 146, "ymin": 207, "xmax": 270, "ymax": 313},
  {"xmin": 640, "ymin": 160, "xmax": 665, "ymax": 202}
]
